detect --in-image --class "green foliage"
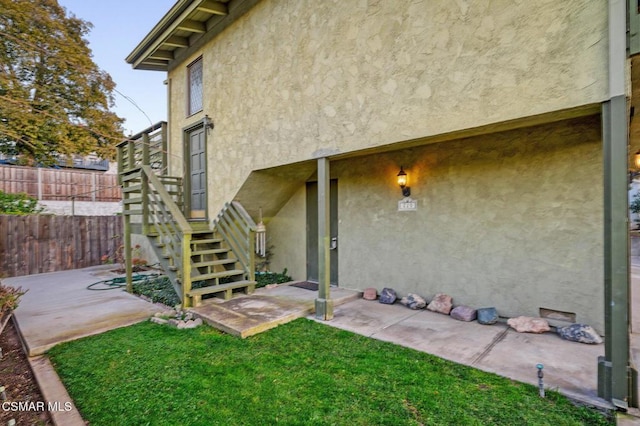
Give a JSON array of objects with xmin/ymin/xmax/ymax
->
[
  {"xmin": 0, "ymin": 282, "xmax": 26, "ymax": 313},
  {"xmin": 631, "ymin": 192, "xmax": 640, "ymax": 215},
  {"xmin": 49, "ymin": 320, "xmax": 612, "ymax": 426},
  {"xmin": 131, "ymin": 276, "xmax": 180, "ymax": 307},
  {"xmin": 0, "ymin": 190, "xmax": 42, "ymax": 215},
  {"xmin": 0, "ymin": 0, "xmax": 124, "ymax": 165},
  {"xmin": 255, "ymin": 268, "xmax": 292, "ymax": 288}
]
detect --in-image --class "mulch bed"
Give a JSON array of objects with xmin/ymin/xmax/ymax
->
[{"xmin": 0, "ymin": 319, "xmax": 53, "ymax": 425}]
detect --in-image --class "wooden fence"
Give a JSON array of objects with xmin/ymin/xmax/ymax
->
[
  {"xmin": 0, "ymin": 215, "xmax": 123, "ymax": 277},
  {"xmin": 0, "ymin": 165, "xmax": 121, "ymax": 202}
]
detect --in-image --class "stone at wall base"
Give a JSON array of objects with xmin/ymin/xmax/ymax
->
[
  {"xmin": 507, "ymin": 316, "xmax": 550, "ymax": 333},
  {"xmin": 557, "ymin": 323, "xmax": 603, "ymax": 344},
  {"xmin": 363, "ymin": 288, "xmax": 378, "ymax": 300},
  {"xmin": 477, "ymin": 308, "xmax": 499, "ymax": 325},
  {"xmin": 427, "ymin": 293, "xmax": 452, "ymax": 315},
  {"xmin": 450, "ymin": 305, "xmax": 477, "ymax": 322},
  {"xmin": 379, "ymin": 288, "xmax": 397, "ymax": 304},
  {"xmin": 400, "ymin": 293, "xmax": 427, "ymax": 310}
]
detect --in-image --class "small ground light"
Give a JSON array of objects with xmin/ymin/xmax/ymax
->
[{"xmin": 537, "ymin": 364, "xmax": 545, "ymax": 398}]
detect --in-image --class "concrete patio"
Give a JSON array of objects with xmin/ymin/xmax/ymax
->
[{"xmin": 8, "ymin": 264, "xmax": 163, "ymax": 356}]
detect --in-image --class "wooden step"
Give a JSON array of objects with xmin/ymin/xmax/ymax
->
[
  {"xmin": 191, "ymin": 248, "xmax": 229, "ymax": 256},
  {"xmin": 191, "ymin": 238, "xmax": 223, "ymax": 246},
  {"xmin": 192, "ymin": 269, "xmax": 245, "ymax": 281},
  {"xmin": 192, "ymin": 258, "xmax": 237, "ymax": 268},
  {"xmin": 188, "ymin": 280, "xmax": 256, "ymax": 306}
]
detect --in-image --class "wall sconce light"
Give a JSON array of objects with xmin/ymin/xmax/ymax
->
[
  {"xmin": 204, "ymin": 115, "xmax": 215, "ymax": 133},
  {"xmin": 397, "ymin": 166, "xmax": 410, "ymax": 197},
  {"xmin": 635, "ymin": 150, "xmax": 640, "ymax": 170}
]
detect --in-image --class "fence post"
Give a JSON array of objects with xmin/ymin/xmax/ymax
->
[
  {"xmin": 37, "ymin": 168, "xmax": 42, "ymax": 200},
  {"xmin": 91, "ymin": 173, "xmax": 96, "ymax": 202}
]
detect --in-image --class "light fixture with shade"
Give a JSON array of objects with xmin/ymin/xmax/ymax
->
[
  {"xmin": 635, "ymin": 150, "xmax": 640, "ymax": 170},
  {"xmin": 397, "ymin": 166, "xmax": 410, "ymax": 197}
]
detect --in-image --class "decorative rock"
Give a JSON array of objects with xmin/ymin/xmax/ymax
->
[
  {"xmin": 193, "ymin": 318, "xmax": 203, "ymax": 327},
  {"xmin": 150, "ymin": 317, "xmax": 168, "ymax": 325},
  {"xmin": 379, "ymin": 288, "xmax": 397, "ymax": 304},
  {"xmin": 399, "ymin": 293, "xmax": 427, "ymax": 310},
  {"xmin": 557, "ymin": 324, "xmax": 603, "ymax": 344},
  {"xmin": 426, "ymin": 293, "xmax": 452, "ymax": 315},
  {"xmin": 168, "ymin": 318, "xmax": 180, "ymax": 327},
  {"xmin": 363, "ymin": 288, "xmax": 378, "ymax": 301},
  {"xmin": 507, "ymin": 316, "xmax": 550, "ymax": 333},
  {"xmin": 477, "ymin": 307, "xmax": 499, "ymax": 325},
  {"xmin": 450, "ymin": 305, "xmax": 477, "ymax": 322},
  {"xmin": 265, "ymin": 284, "xmax": 279, "ymax": 289}
]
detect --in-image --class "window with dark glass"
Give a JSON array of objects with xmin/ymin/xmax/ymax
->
[{"xmin": 188, "ymin": 57, "xmax": 203, "ymax": 115}]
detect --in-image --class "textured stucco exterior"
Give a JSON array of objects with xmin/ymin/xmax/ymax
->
[
  {"xmin": 154, "ymin": 0, "xmax": 609, "ymax": 332},
  {"xmin": 270, "ymin": 116, "xmax": 605, "ymax": 331},
  {"xmin": 166, "ymin": 0, "xmax": 608, "ymax": 215},
  {"xmin": 267, "ymin": 185, "xmax": 306, "ymax": 279}
]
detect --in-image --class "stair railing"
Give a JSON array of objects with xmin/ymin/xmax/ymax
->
[
  {"xmin": 211, "ymin": 201, "xmax": 257, "ymax": 282},
  {"xmin": 142, "ymin": 165, "xmax": 193, "ymax": 304},
  {"xmin": 117, "ymin": 124, "xmax": 193, "ymax": 306}
]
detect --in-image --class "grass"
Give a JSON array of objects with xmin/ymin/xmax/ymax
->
[{"xmin": 48, "ymin": 319, "xmax": 612, "ymax": 426}]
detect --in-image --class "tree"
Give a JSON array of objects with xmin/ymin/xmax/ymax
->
[{"xmin": 0, "ymin": 0, "xmax": 124, "ymax": 165}]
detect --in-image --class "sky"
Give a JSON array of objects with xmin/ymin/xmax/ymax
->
[{"xmin": 57, "ymin": 0, "xmax": 177, "ymax": 136}]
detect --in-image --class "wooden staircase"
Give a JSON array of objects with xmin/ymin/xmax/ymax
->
[
  {"xmin": 146, "ymin": 220, "xmax": 256, "ymax": 307},
  {"xmin": 117, "ymin": 131, "xmax": 257, "ymax": 308}
]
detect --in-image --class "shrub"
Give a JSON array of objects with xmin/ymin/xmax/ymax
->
[
  {"xmin": 255, "ymin": 268, "xmax": 292, "ymax": 288},
  {"xmin": 0, "ymin": 190, "xmax": 42, "ymax": 215},
  {"xmin": 0, "ymin": 282, "xmax": 26, "ymax": 314}
]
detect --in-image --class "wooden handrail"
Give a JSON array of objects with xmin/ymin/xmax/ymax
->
[
  {"xmin": 212, "ymin": 201, "xmax": 257, "ymax": 281},
  {"xmin": 142, "ymin": 166, "xmax": 191, "ymax": 234}
]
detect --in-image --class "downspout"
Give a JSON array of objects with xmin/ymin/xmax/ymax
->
[{"xmin": 598, "ymin": 0, "xmax": 638, "ymax": 410}]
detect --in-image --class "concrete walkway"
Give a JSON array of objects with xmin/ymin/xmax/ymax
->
[
  {"xmin": 8, "ymin": 264, "xmax": 162, "ymax": 356},
  {"xmin": 310, "ymin": 298, "xmax": 607, "ymax": 408}
]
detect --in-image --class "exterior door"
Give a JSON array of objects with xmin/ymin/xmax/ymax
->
[
  {"xmin": 306, "ymin": 180, "xmax": 338, "ymax": 285},
  {"xmin": 188, "ymin": 126, "xmax": 206, "ymax": 219}
]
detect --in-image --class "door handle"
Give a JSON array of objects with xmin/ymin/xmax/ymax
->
[{"xmin": 330, "ymin": 237, "xmax": 338, "ymax": 250}]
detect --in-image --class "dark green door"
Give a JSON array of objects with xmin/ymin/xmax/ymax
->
[
  {"xmin": 189, "ymin": 127, "xmax": 206, "ymax": 219},
  {"xmin": 306, "ymin": 180, "xmax": 338, "ymax": 285}
]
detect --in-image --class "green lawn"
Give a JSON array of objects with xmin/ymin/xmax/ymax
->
[{"xmin": 48, "ymin": 319, "xmax": 612, "ymax": 426}]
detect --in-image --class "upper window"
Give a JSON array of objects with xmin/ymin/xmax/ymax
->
[{"xmin": 188, "ymin": 57, "xmax": 203, "ymax": 116}]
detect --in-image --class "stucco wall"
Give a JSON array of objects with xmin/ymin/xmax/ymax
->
[
  {"xmin": 166, "ymin": 0, "xmax": 608, "ymax": 216},
  {"xmin": 268, "ymin": 116, "xmax": 604, "ymax": 331},
  {"xmin": 267, "ymin": 185, "xmax": 306, "ymax": 279}
]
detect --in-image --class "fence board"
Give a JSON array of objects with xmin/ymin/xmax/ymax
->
[
  {"xmin": 0, "ymin": 215, "xmax": 123, "ymax": 277},
  {"xmin": 0, "ymin": 164, "xmax": 121, "ymax": 202}
]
